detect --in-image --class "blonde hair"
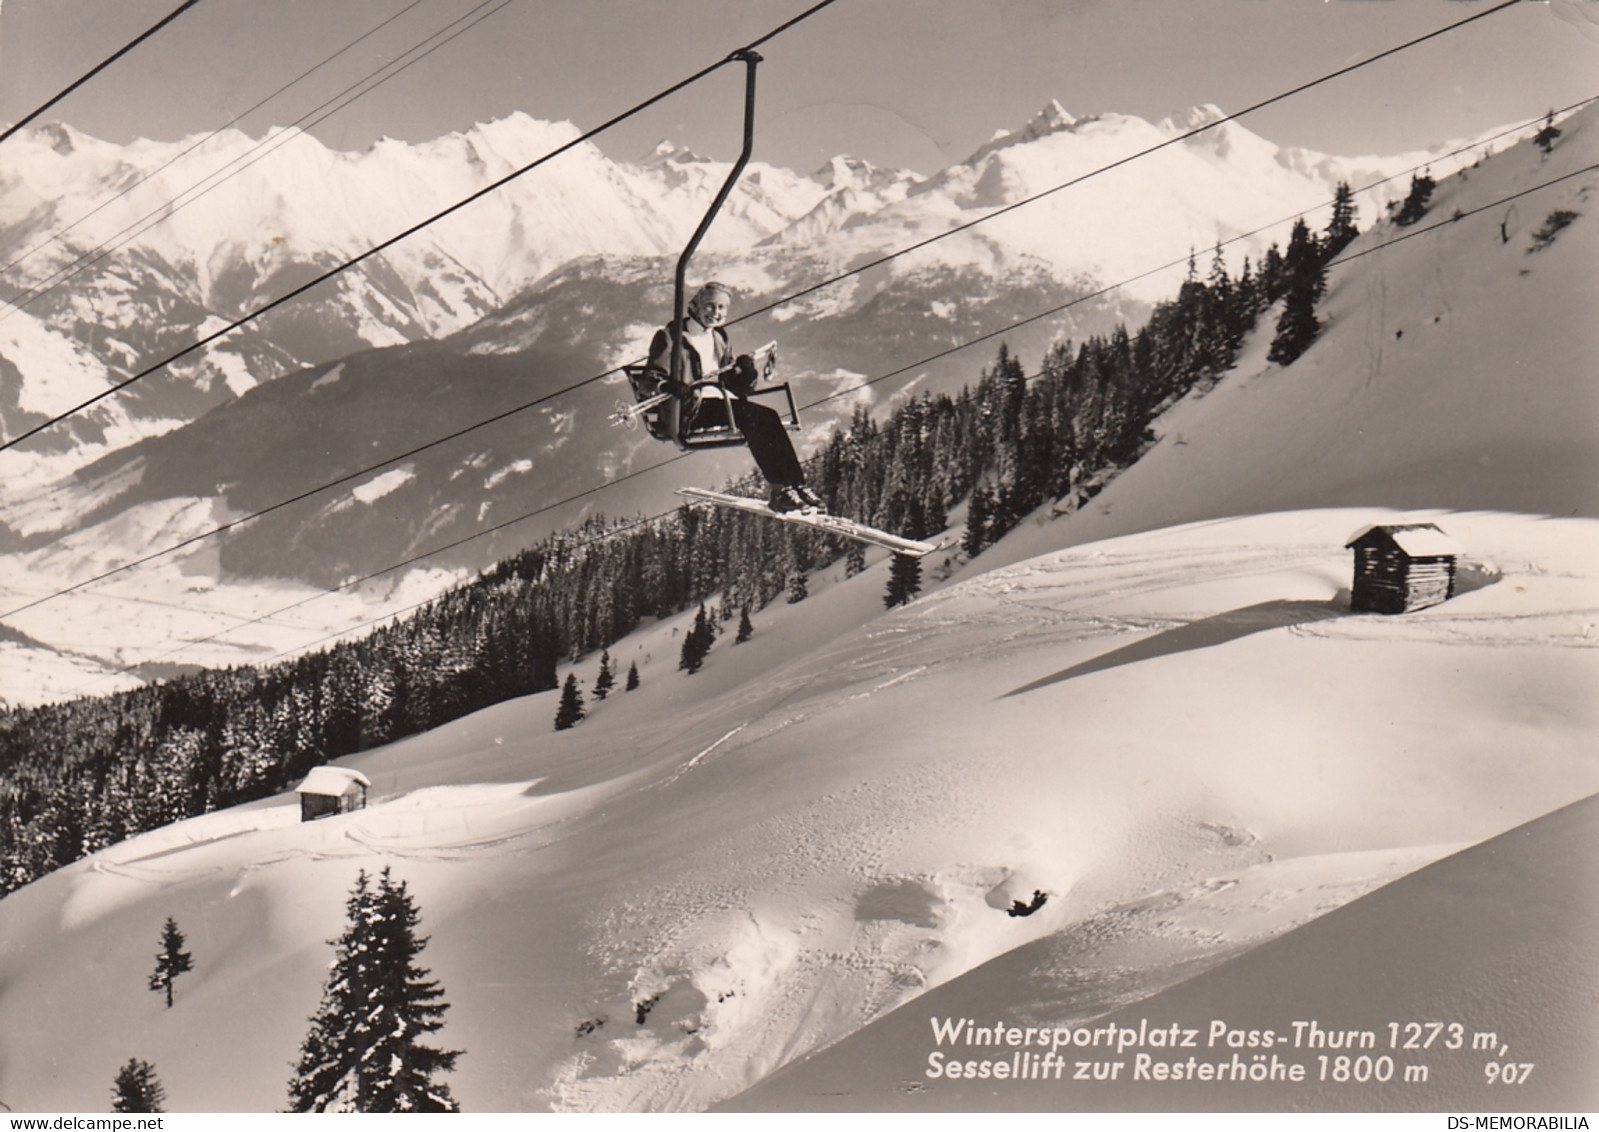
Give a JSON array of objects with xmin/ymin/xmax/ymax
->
[{"xmin": 692, "ymin": 281, "xmax": 732, "ymax": 307}]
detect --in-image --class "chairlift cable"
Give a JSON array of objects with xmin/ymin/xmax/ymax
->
[
  {"xmin": 0, "ymin": 0, "xmax": 433, "ymax": 276},
  {"xmin": 47, "ymin": 150, "xmax": 1596, "ymax": 691},
  {"xmin": 12, "ymin": 101, "xmax": 1583, "ymax": 635},
  {"xmin": 0, "ymin": 0, "xmax": 516, "ymax": 321},
  {"xmin": 5, "ymin": 7, "xmax": 1569, "ymax": 642},
  {"xmin": 0, "ymin": 0, "xmax": 841, "ymax": 454},
  {"xmin": 0, "ymin": 0, "xmax": 1514, "ymax": 453},
  {"xmin": 0, "ymin": 0, "xmax": 205, "ymax": 148},
  {"xmin": 732, "ymin": 0, "xmax": 1527, "ymax": 326}
]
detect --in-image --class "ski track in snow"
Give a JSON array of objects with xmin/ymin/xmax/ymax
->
[
  {"xmin": 532, "ymin": 514, "xmax": 1597, "ymax": 1110},
  {"xmin": 653, "ymin": 726, "xmax": 748, "ymax": 790},
  {"xmin": 552, "ymin": 759, "xmax": 1006, "ymax": 1111},
  {"xmin": 10, "ymin": 508, "xmax": 1594, "ymax": 1113}
]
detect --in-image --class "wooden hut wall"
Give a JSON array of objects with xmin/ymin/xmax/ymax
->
[
  {"xmin": 1400, "ymin": 555, "xmax": 1456, "ymax": 611},
  {"xmin": 301, "ymin": 793, "xmax": 341, "ymax": 822},
  {"xmin": 1351, "ymin": 546, "xmax": 1456, "ymax": 614}
]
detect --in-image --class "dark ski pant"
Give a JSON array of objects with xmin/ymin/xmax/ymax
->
[{"xmin": 731, "ymin": 398, "xmax": 804, "ymax": 487}]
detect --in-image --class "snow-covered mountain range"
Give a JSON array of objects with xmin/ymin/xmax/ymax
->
[
  {"xmin": 1, "ymin": 101, "xmax": 1502, "ymax": 474},
  {"xmin": 0, "ymin": 100, "xmax": 1546, "ymax": 703},
  {"xmin": 0, "ymin": 113, "xmax": 833, "ymax": 471},
  {"xmin": 0, "ymin": 102, "xmax": 1592, "ymax": 1112}
]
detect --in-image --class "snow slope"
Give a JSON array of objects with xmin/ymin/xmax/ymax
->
[
  {"xmin": 979, "ymin": 104, "xmax": 1599, "ymax": 574},
  {"xmin": 726, "ymin": 790, "xmax": 1599, "ymax": 1112},
  {"xmin": 0, "ymin": 104, "xmax": 1593, "ymax": 1116},
  {"xmin": 0, "ymin": 506, "xmax": 1592, "ymax": 1113}
]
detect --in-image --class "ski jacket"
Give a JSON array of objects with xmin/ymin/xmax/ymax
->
[{"xmin": 645, "ymin": 318, "xmax": 731, "ymax": 387}]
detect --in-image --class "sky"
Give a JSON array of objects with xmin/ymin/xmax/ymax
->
[{"xmin": 2, "ymin": 0, "xmax": 1597, "ymax": 176}]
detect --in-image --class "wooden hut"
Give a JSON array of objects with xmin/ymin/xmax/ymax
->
[
  {"xmin": 1345, "ymin": 522, "xmax": 1462, "ymax": 614},
  {"xmin": 296, "ymin": 766, "xmax": 371, "ymax": 822}
]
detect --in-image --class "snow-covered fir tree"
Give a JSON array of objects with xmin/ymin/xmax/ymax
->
[
  {"xmin": 148, "ymin": 917, "xmax": 193, "ymax": 1009},
  {"xmin": 287, "ymin": 868, "xmax": 461, "ymax": 1113},
  {"xmin": 1257, "ymin": 240, "xmax": 1287, "ymax": 304},
  {"xmin": 625, "ymin": 661, "xmax": 640, "ymax": 691},
  {"xmin": 964, "ymin": 482, "xmax": 995, "ymax": 558},
  {"xmin": 111, "ymin": 1059, "xmax": 166, "ymax": 1113},
  {"xmin": 679, "ymin": 605, "xmax": 714, "ymax": 674},
  {"xmin": 1393, "ymin": 171, "xmax": 1436, "ymax": 227},
  {"xmin": 736, "ymin": 605, "xmax": 754, "ymax": 644},
  {"xmin": 1268, "ymin": 219, "xmax": 1327, "ymax": 367},
  {"xmin": 1323, "ymin": 181, "xmax": 1359, "ymax": 258},
  {"xmin": 1534, "ymin": 110, "xmax": 1561, "ymax": 156},
  {"xmin": 593, "ymin": 650, "xmax": 615, "ymax": 700}
]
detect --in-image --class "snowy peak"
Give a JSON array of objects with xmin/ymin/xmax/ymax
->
[
  {"xmin": 1013, "ymin": 98, "xmax": 1080, "ymax": 143},
  {"xmin": 962, "ymin": 98, "xmax": 1085, "ymax": 165},
  {"xmin": 0, "ymin": 111, "xmax": 828, "ymax": 484},
  {"xmin": 759, "ymin": 154, "xmax": 918, "ymax": 247},
  {"xmin": 637, "ymin": 139, "xmax": 716, "ymax": 168},
  {"xmin": 813, "ymin": 154, "xmax": 890, "ymax": 192},
  {"xmin": 32, "ymin": 121, "xmax": 81, "ymax": 156},
  {"xmin": 629, "ymin": 138, "xmax": 733, "ymax": 193}
]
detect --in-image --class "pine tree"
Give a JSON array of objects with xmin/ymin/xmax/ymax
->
[
  {"xmin": 1268, "ymin": 219, "xmax": 1326, "ymax": 367},
  {"xmin": 1393, "ymin": 172, "xmax": 1435, "ymax": 227},
  {"xmin": 592, "ymin": 650, "xmax": 614, "ymax": 701},
  {"xmin": 884, "ymin": 553, "xmax": 922, "ymax": 609},
  {"xmin": 1200, "ymin": 242, "xmax": 1241, "ymax": 372},
  {"xmin": 694, "ymin": 603, "xmax": 716, "ymax": 660},
  {"xmin": 735, "ymin": 606, "xmax": 754, "ymax": 644},
  {"xmin": 964, "ymin": 482, "xmax": 994, "ymax": 558},
  {"xmin": 1258, "ymin": 241, "xmax": 1287, "ymax": 304},
  {"xmin": 787, "ymin": 569, "xmax": 808, "ymax": 604},
  {"xmin": 992, "ymin": 343, "xmax": 1028, "ymax": 456},
  {"xmin": 553, "ymin": 674, "xmax": 584, "ymax": 731},
  {"xmin": 111, "ymin": 1058, "xmax": 166, "ymax": 1113},
  {"xmin": 1534, "ymin": 110, "xmax": 1561, "ymax": 156},
  {"xmin": 625, "ymin": 661, "xmax": 640, "ymax": 691},
  {"xmin": 678, "ymin": 605, "xmax": 713, "ymax": 674},
  {"xmin": 287, "ymin": 868, "xmax": 461, "ymax": 1113},
  {"xmin": 843, "ymin": 542, "xmax": 866, "ymax": 577},
  {"xmin": 148, "ymin": 917, "xmax": 193, "ymax": 1009},
  {"xmin": 1323, "ymin": 181, "xmax": 1359, "ymax": 259},
  {"xmin": 1235, "ymin": 256, "xmax": 1260, "ymax": 320}
]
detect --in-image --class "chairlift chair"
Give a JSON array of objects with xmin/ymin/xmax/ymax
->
[{"xmin": 623, "ymin": 361, "xmax": 800, "ymax": 451}]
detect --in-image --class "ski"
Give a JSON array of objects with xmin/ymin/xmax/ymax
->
[{"xmin": 676, "ymin": 487, "xmax": 946, "ymax": 558}]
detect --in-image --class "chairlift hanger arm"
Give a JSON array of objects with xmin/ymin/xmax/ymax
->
[{"xmin": 670, "ymin": 50, "xmax": 761, "ymax": 388}]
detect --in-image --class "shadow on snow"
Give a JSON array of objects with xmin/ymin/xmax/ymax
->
[{"xmin": 1002, "ymin": 598, "xmax": 1346, "ymax": 698}]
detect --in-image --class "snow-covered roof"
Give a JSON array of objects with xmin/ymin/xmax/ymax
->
[
  {"xmin": 1345, "ymin": 523, "xmax": 1463, "ymax": 557},
  {"xmin": 296, "ymin": 767, "xmax": 371, "ymax": 797}
]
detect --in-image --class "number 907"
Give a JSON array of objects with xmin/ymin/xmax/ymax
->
[{"xmin": 1483, "ymin": 1062, "xmax": 1534, "ymax": 1085}]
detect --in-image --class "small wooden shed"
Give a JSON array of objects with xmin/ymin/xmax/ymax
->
[
  {"xmin": 296, "ymin": 767, "xmax": 371, "ymax": 822},
  {"xmin": 1345, "ymin": 522, "xmax": 1463, "ymax": 614}
]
